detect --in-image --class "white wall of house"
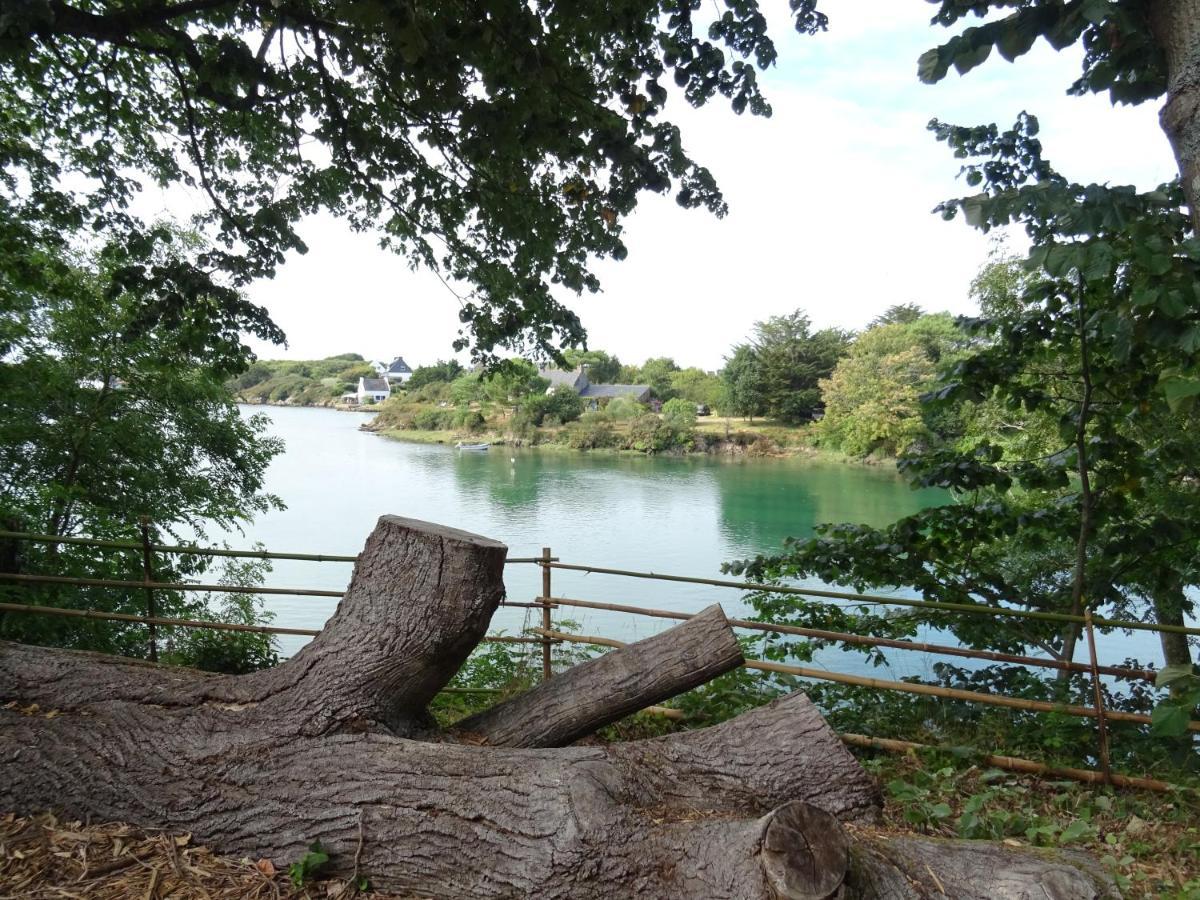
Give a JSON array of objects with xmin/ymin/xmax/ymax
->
[{"xmin": 357, "ymin": 378, "xmax": 391, "ymax": 404}]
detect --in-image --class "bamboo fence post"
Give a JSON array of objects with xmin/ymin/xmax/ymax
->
[
  {"xmin": 139, "ymin": 517, "xmax": 157, "ymax": 662},
  {"xmin": 1084, "ymin": 608, "xmax": 1112, "ymax": 784},
  {"xmin": 540, "ymin": 547, "xmax": 553, "ymax": 680}
]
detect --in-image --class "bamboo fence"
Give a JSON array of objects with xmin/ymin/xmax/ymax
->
[{"xmin": 1, "ymin": 528, "xmax": 1196, "ymax": 793}]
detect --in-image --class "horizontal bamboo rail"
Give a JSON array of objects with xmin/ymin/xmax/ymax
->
[
  {"xmin": 838, "ymin": 734, "xmax": 1177, "ymax": 794},
  {"xmin": 0, "ymin": 601, "xmax": 549, "ymax": 645},
  {"xmin": 0, "ymin": 530, "xmax": 555, "ymax": 565},
  {"xmin": 546, "ymin": 562, "xmax": 1200, "ymax": 637},
  {"xmin": 0, "ymin": 530, "xmax": 359, "ymax": 563},
  {"xmin": 531, "ymin": 628, "xmax": 1200, "ymax": 733},
  {"xmin": 0, "ymin": 572, "xmax": 344, "ymax": 597},
  {"xmin": 536, "ymin": 596, "xmax": 1155, "ymax": 681}
]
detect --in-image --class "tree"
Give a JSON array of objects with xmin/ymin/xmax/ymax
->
[
  {"xmin": 668, "ymin": 367, "xmax": 726, "ymax": 408},
  {"xmin": 562, "ymin": 350, "xmax": 621, "ymax": 384},
  {"xmin": 0, "ymin": 241, "xmax": 282, "ymax": 666},
  {"xmin": 741, "ymin": 310, "xmax": 851, "ymax": 424},
  {"xmin": 406, "ymin": 360, "xmax": 465, "ymax": 391},
  {"xmin": 917, "ymin": 0, "xmax": 1200, "ymax": 233},
  {"xmin": 1, "ymin": 3, "xmax": 836, "ymax": 363},
  {"xmin": 818, "ymin": 340, "xmax": 936, "ymax": 457},
  {"xmin": 721, "ymin": 343, "xmax": 767, "ymax": 419},
  {"xmin": 635, "ymin": 357, "xmax": 681, "ymax": 400},
  {"xmin": 869, "ymin": 302, "xmax": 924, "ymax": 327},
  {"xmin": 732, "ymin": 115, "xmax": 1200, "ymax": 746},
  {"xmin": 480, "ymin": 359, "xmax": 548, "ymax": 403},
  {"xmin": 819, "ymin": 313, "xmax": 969, "ymax": 456}
]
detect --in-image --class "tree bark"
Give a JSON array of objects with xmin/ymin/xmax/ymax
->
[
  {"xmin": 1152, "ymin": 584, "xmax": 1195, "ymax": 674},
  {"xmin": 1149, "ymin": 0, "xmax": 1200, "ymax": 232},
  {"xmin": 0, "ymin": 515, "xmax": 1115, "ymax": 898},
  {"xmin": 455, "ymin": 603, "xmax": 744, "ymax": 747},
  {"xmin": 846, "ymin": 832, "xmax": 1119, "ymax": 899}
]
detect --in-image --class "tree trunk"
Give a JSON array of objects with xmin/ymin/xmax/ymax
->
[
  {"xmin": 455, "ymin": 603, "xmax": 744, "ymax": 747},
  {"xmin": 1152, "ymin": 585, "xmax": 1194, "ymax": 675},
  {"xmin": 0, "ymin": 516, "xmax": 1116, "ymax": 898},
  {"xmin": 847, "ymin": 832, "xmax": 1119, "ymax": 899},
  {"xmin": 1150, "ymin": 0, "xmax": 1200, "ymax": 232}
]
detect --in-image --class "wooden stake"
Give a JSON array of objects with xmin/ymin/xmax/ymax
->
[
  {"xmin": 139, "ymin": 517, "xmax": 157, "ymax": 662},
  {"xmin": 540, "ymin": 547, "xmax": 552, "ymax": 681},
  {"xmin": 1085, "ymin": 608, "xmax": 1113, "ymax": 784}
]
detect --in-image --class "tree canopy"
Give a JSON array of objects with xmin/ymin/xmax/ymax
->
[{"xmin": 2, "ymin": 0, "xmax": 833, "ymax": 363}]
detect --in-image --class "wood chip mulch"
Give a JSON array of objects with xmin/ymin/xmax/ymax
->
[{"xmin": 0, "ymin": 812, "xmax": 406, "ymax": 900}]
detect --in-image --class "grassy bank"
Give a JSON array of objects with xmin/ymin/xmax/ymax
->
[{"xmin": 369, "ymin": 409, "xmax": 826, "ymax": 458}]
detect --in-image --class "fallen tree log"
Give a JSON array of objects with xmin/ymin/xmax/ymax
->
[
  {"xmin": 454, "ymin": 602, "xmax": 744, "ymax": 747},
  {"xmin": 0, "ymin": 516, "xmax": 1117, "ymax": 898}
]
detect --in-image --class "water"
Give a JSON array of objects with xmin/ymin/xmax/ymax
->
[{"xmin": 230, "ymin": 405, "xmax": 1169, "ymax": 679}]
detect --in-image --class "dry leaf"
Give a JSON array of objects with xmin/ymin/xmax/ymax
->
[{"xmin": 174, "ymin": 833, "xmax": 191, "ymax": 847}]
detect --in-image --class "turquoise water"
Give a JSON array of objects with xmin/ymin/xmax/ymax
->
[{"xmin": 231, "ymin": 405, "xmax": 1170, "ymax": 678}]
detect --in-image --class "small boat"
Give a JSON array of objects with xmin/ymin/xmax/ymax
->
[{"xmin": 455, "ymin": 442, "xmax": 490, "ymax": 452}]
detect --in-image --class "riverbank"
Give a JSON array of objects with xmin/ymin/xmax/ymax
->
[{"xmin": 365, "ymin": 414, "xmax": 829, "ymax": 459}]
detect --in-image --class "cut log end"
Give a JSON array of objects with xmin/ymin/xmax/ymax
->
[{"xmin": 759, "ymin": 802, "xmax": 848, "ymax": 900}]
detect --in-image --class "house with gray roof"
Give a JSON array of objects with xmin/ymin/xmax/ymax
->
[
  {"xmin": 356, "ymin": 376, "xmax": 391, "ymax": 404},
  {"xmin": 538, "ymin": 365, "xmax": 650, "ymax": 408},
  {"xmin": 383, "ymin": 356, "xmax": 414, "ymax": 384}
]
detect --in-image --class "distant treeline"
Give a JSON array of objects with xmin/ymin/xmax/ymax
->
[{"xmin": 232, "ymin": 303, "xmax": 972, "ymax": 459}]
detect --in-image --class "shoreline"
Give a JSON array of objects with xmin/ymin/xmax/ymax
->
[
  {"xmin": 369, "ymin": 424, "xmax": 891, "ymax": 466},
  {"xmin": 236, "ymin": 400, "xmax": 893, "ymax": 466}
]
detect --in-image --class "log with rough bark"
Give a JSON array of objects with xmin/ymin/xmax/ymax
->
[
  {"xmin": 0, "ymin": 516, "xmax": 1117, "ymax": 898},
  {"xmin": 454, "ymin": 602, "xmax": 744, "ymax": 747}
]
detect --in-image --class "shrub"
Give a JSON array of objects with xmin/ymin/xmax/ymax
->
[
  {"xmin": 452, "ymin": 408, "xmax": 487, "ymax": 432},
  {"xmin": 605, "ymin": 396, "xmax": 644, "ymax": 420},
  {"xmin": 562, "ymin": 413, "xmax": 618, "ymax": 450},
  {"xmin": 661, "ymin": 397, "xmax": 697, "ymax": 430},
  {"xmin": 520, "ymin": 385, "xmax": 584, "ymax": 425},
  {"xmin": 411, "ymin": 408, "xmax": 453, "ymax": 430},
  {"xmin": 628, "ymin": 414, "xmax": 671, "ymax": 452}
]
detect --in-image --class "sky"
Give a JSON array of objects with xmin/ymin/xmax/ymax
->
[{"xmin": 181, "ymin": 1, "xmax": 1180, "ymax": 372}]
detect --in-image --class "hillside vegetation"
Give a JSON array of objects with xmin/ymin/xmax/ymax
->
[{"xmin": 230, "ymin": 354, "xmax": 378, "ymax": 406}]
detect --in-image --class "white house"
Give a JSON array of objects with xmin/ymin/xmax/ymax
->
[
  {"xmin": 356, "ymin": 377, "xmax": 391, "ymax": 404},
  {"xmin": 383, "ymin": 356, "xmax": 414, "ymax": 384}
]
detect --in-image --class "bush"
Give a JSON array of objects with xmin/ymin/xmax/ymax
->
[
  {"xmin": 661, "ymin": 397, "xmax": 697, "ymax": 430},
  {"xmin": 452, "ymin": 408, "xmax": 487, "ymax": 432},
  {"xmin": 411, "ymin": 408, "xmax": 453, "ymax": 430},
  {"xmin": 605, "ymin": 396, "xmax": 643, "ymax": 420},
  {"xmin": 520, "ymin": 385, "xmax": 584, "ymax": 425},
  {"xmin": 561, "ymin": 412, "xmax": 618, "ymax": 450},
  {"xmin": 629, "ymin": 412, "xmax": 693, "ymax": 452}
]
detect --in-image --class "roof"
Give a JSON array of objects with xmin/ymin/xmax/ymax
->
[
  {"xmin": 580, "ymin": 384, "xmax": 650, "ymax": 400},
  {"xmin": 386, "ymin": 357, "xmax": 412, "ymax": 374},
  {"xmin": 361, "ymin": 378, "xmax": 390, "ymax": 392},
  {"xmin": 539, "ymin": 367, "xmax": 588, "ymax": 392}
]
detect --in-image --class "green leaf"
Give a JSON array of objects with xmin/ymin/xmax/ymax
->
[
  {"xmin": 1155, "ymin": 664, "xmax": 1195, "ymax": 689},
  {"xmin": 1150, "ymin": 703, "xmax": 1190, "ymax": 738},
  {"xmin": 962, "ymin": 194, "xmax": 989, "ymax": 228},
  {"xmin": 1060, "ymin": 819, "xmax": 1092, "ymax": 843},
  {"xmin": 1159, "ymin": 372, "xmax": 1200, "ymax": 411},
  {"xmin": 996, "ymin": 21, "xmax": 1038, "ymax": 62},
  {"xmin": 917, "ymin": 47, "xmax": 948, "ymax": 84},
  {"xmin": 1043, "ymin": 243, "xmax": 1077, "ymax": 277}
]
